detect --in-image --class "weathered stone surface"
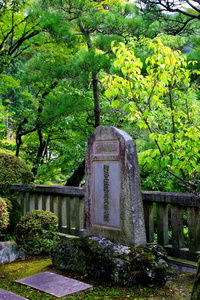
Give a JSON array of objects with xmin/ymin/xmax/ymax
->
[
  {"xmin": 0, "ymin": 288, "xmax": 28, "ymax": 299},
  {"xmin": 85, "ymin": 126, "xmax": 146, "ymax": 246},
  {"xmin": 0, "ymin": 241, "xmax": 25, "ymax": 264},
  {"xmin": 16, "ymin": 271, "xmax": 93, "ymax": 298},
  {"xmin": 191, "ymin": 258, "xmax": 200, "ymax": 299},
  {"xmin": 52, "ymin": 237, "xmax": 168, "ymax": 286}
]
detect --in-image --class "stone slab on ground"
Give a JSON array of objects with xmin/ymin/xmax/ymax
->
[
  {"xmin": 0, "ymin": 288, "xmax": 28, "ymax": 300},
  {"xmin": 15, "ymin": 271, "xmax": 93, "ymax": 298}
]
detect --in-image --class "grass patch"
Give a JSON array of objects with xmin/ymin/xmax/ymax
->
[{"xmin": 0, "ymin": 256, "xmax": 195, "ymax": 299}]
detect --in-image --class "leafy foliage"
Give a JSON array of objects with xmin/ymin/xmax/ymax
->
[
  {"xmin": 0, "ymin": 151, "xmax": 33, "ymax": 235},
  {"xmin": 2, "ymin": 0, "xmax": 147, "ymax": 184},
  {"xmin": 14, "ymin": 210, "xmax": 59, "ymax": 255},
  {"xmin": 4, "ymin": 196, "xmax": 22, "ymax": 235},
  {"xmin": 1, "ymin": 0, "xmax": 200, "ymax": 191},
  {"xmin": 0, "ymin": 197, "xmax": 9, "ymax": 232},
  {"xmin": 138, "ymin": 0, "xmax": 200, "ymax": 35},
  {"xmin": 0, "ymin": 0, "xmax": 40, "ymax": 74},
  {"xmin": 0, "ymin": 150, "xmax": 34, "ymax": 196},
  {"xmin": 104, "ymin": 36, "xmax": 200, "ymax": 194}
]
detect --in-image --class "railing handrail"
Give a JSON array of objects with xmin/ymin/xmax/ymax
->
[
  {"xmin": 142, "ymin": 190, "xmax": 199, "ymax": 206},
  {"xmin": 11, "ymin": 184, "xmax": 199, "ymax": 204},
  {"xmin": 11, "ymin": 184, "xmax": 85, "ymax": 197}
]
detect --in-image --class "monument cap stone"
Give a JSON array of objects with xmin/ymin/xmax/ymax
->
[{"xmin": 84, "ymin": 125, "xmax": 146, "ymax": 246}]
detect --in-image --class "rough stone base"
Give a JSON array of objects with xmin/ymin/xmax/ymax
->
[
  {"xmin": 52, "ymin": 236, "xmax": 168, "ymax": 286},
  {"xmin": 0, "ymin": 241, "xmax": 25, "ymax": 264},
  {"xmin": 191, "ymin": 258, "xmax": 200, "ymax": 300}
]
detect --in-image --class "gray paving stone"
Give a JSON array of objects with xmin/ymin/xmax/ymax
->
[
  {"xmin": 15, "ymin": 271, "xmax": 93, "ymax": 298},
  {"xmin": 0, "ymin": 288, "xmax": 28, "ymax": 300}
]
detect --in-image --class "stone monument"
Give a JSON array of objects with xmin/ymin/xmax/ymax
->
[
  {"xmin": 51, "ymin": 126, "xmax": 167, "ymax": 287},
  {"xmin": 84, "ymin": 126, "xmax": 146, "ymax": 246}
]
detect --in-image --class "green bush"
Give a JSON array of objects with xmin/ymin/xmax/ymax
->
[
  {"xmin": 4, "ymin": 196, "xmax": 21, "ymax": 235},
  {"xmin": 0, "ymin": 150, "xmax": 34, "ymax": 196},
  {"xmin": 0, "ymin": 197, "xmax": 9, "ymax": 232},
  {"xmin": 14, "ymin": 210, "xmax": 59, "ymax": 255},
  {"xmin": 0, "ymin": 151, "xmax": 34, "ymax": 236}
]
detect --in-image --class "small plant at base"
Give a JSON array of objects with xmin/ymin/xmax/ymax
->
[
  {"xmin": 0, "ymin": 197, "xmax": 9, "ymax": 236},
  {"xmin": 14, "ymin": 210, "xmax": 59, "ymax": 255}
]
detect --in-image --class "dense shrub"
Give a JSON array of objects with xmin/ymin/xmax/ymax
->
[
  {"xmin": 4, "ymin": 196, "xmax": 21, "ymax": 235},
  {"xmin": 14, "ymin": 210, "xmax": 59, "ymax": 255},
  {"xmin": 0, "ymin": 150, "xmax": 34, "ymax": 196},
  {"xmin": 0, "ymin": 151, "xmax": 34, "ymax": 236},
  {"xmin": 0, "ymin": 197, "xmax": 9, "ymax": 232}
]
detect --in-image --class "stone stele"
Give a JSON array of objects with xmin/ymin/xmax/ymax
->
[{"xmin": 84, "ymin": 125, "xmax": 146, "ymax": 246}]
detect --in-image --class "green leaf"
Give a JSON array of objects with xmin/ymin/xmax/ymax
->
[
  {"xmin": 172, "ymin": 159, "xmax": 179, "ymax": 166},
  {"xmin": 111, "ymin": 100, "xmax": 120, "ymax": 108}
]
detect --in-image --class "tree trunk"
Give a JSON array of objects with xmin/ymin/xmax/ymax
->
[
  {"xmin": 79, "ymin": 20, "xmax": 101, "ymax": 127},
  {"xmin": 32, "ymin": 129, "xmax": 46, "ymax": 176},
  {"xmin": 15, "ymin": 133, "xmax": 22, "ymax": 157},
  {"xmin": 15, "ymin": 118, "xmax": 28, "ymax": 157},
  {"xmin": 65, "ymin": 160, "xmax": 85, "ymax": 186},
  {"xmin": 92, "ymin": 71, "xmax": 101, "ymax": 127}
]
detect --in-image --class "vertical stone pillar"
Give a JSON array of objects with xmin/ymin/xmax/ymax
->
[
  {"xmin": 157, "ymin": 203, "xmax": 169, "ymax": 246},
  {"xmin": 84, "ymin": 126, "xmax": 146, "ymax": 246},
  {"xmin": 144, "ymin": 202, "xmax": 154, "ymax": 243}
]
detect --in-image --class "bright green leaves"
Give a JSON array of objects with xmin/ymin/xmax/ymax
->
[
  {"xmin": 113, "ymin": 42, "xmax": 143, "ymax": 79},
  {"xmin": 0, "ymin": 75, "xmax": 20, "ymax": 95},
  {"xmin": 141, "ymin": 126, "xmax": 200, "ymax": 178},
  {"xmin": 104, "ymin": 35, "xmax": 200, "ymax": 192},
  {"xmin": 112, "ymin": 100, "xmax": 121, "ymax": 108}
]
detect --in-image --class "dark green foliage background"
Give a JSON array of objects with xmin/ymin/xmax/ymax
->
[
  {"xmin": 0, "ymin": 151, "xmax": 34, "ymax": 196},
  {"xmin": 0, "ymin": 151, "xmax": 34, "ymax": 238}
]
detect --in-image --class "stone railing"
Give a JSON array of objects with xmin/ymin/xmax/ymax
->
[
  {"xmin": 11, "ymin": 184, "xmax": 85, "ymax": 237},
  {"xmin": 11, "ymin": 184, "xmax": 200, "ymax": 261},
  {"xmin": 143, "ymin": 191, "xmax": 200, "ymax": 261}
]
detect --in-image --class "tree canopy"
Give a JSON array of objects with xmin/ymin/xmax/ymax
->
[
  {"xmin": 138, "ymin": 0, "xmax": 200, "ymax": 35},
  {"xmin": 0, "ymin": 0, "xmax": 200, "ymax": 193},
  {"xmin": 139, "ymin": 0, "xmax": 200, "ymax": 19},
  {"xmin": 104, "ymin": 36, "xmax": 200, "ymax": 194}
]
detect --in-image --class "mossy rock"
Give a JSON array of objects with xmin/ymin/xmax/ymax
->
[
  {"xmin": 191, "ymin": 257, "xmax": 200, "ymax": 299},
  {"xmin": 0, "ymin": 241, "xmax": 25, "ymax": 263},
  {"xmin": 52, "ymin": 236, "xmax": 168, "ymax": 286}
]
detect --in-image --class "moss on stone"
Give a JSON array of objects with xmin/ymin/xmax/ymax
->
[
  {"xmin": 52, "ymin": 236, "xmax": 168, "ymax": 286},
  {"xmin": 191, "ymin": 257, "xmax": 200, "ymax": 300}
]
